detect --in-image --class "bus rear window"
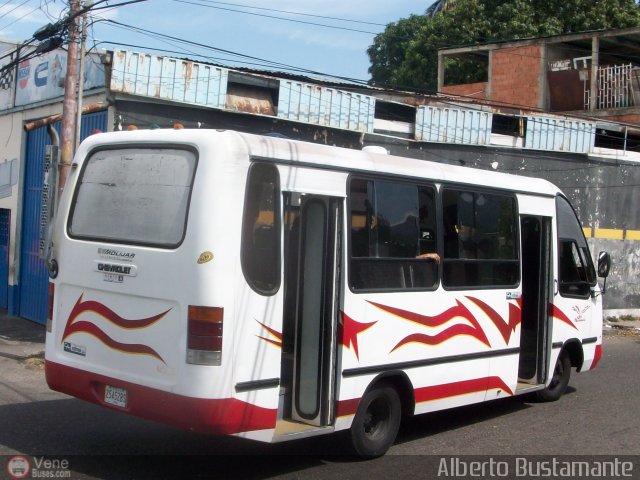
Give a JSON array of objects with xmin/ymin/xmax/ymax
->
[{"xmin": 68, "ymin": 147, "xmax": 197, "ymax": 248}]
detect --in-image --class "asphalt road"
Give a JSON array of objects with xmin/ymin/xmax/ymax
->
[{"xmin": 0, "ymin": 331, "xmax": 638, "ymax": 479}]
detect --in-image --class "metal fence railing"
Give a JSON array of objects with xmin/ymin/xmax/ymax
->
[{"xmin": 584, "ymin": 63, "xmax": 636, "ymax": 110}]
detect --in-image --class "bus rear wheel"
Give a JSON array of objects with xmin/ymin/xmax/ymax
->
[
  {"xmin": 349, "ymin": 382, "xmax": 401, "ymax": 458},
  {"xmin": 536, "ymin": 351, "xmax": 571, "ymax": 402}
]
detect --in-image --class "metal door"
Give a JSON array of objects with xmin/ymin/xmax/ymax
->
[
  {"xmin": 19, "ymin": 111, "xmax": 107, "ymax": 323},
  {"xmin": 290, "ymin": 196, "xmax": 341, "ymax": 426},
  {"xmin": 0, "ymin": 209, "xmax": 10, "ymax": 309}
]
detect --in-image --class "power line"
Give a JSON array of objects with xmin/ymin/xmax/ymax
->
[
  {"xmin": 81, "ymin": 0, "xmax": 146, "ymax": 14},
  {"xmin": 99, "ymin": 18, "xmax": 371, "ymax": 84},
  {"xmin": 96, "ymin": 20, "xmax": 297, "ymax": 71},
  {"xmin": 0, "ymin": 0, "xmax": 35, "ymax": 23},
  {"xmin": 0, "ymin": 0, "xmax": 145, "ymax": 78},
  {"xmin": 0, "ymin": 0, "xmax": 16, "ymax": 11},
  {"xmin": 0, "ymin": 0, "xmax": 51, "ymax": 33},
  {"xmin": 96, "ymin": 38, "xmax": 301, "ymax": 71},
  {"xmin": 171, "ymin": 0, "xmax": 380, "ymax": 35},
  {"xmin": 191, "ymin": 0, "xmax": 387, "ymax": 27}
]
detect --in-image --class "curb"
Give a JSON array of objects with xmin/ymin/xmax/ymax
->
[
  {"xmin": 0, "ymin": 338, "xmax": 45, "ymax": 361},
  {"xmin": 0, "ymin": 350, "xmax": 45, "ymax": 361},
  {"xmin": 605, "ymin": 322, "xmax": 640, "ymax": 330},
  {"xmin": 604, "ymin": 323, "xmax": 640, "ymax": 337}
]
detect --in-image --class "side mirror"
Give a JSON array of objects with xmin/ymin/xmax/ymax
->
[
  {"xmin": 597, "ymin": 251, "xmax": 611, "ymax": 278},
  {"xmin": 597, "ymin": 251, "xmax": 611, "ymax": 295}
]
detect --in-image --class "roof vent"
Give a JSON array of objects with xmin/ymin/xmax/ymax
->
[{"xmin": 362, "ymin": 145, "xmax": 389, "ymax": 155}]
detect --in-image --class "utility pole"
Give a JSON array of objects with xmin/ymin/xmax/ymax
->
[
  {"xmin": 59, "ymin": 0, "xmax": 81, "ymax": 196},
  {"xmin": 75, "ymin": 7, "xmax": 88, "ymax": 151}
]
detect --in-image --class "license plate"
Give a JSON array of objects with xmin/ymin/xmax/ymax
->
[{"xmin": 104, "ymin": 385, "xmax": 128, "ymax": 408}]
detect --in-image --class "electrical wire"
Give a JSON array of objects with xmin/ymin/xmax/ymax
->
[
  {"xmin": 0, "ymin": 0, "xmax": 50, "ymax": 32},
  {"xmin": 0, "ymin": 0, "xmax": 16, "ymax": 11},
  {"xmin": 98, "ymin": 18, "xmax": 371, "ymax": 84},
  {"xmin": 0, "ymin": 0, "xmax": 35, "ymax": 23},
  {"xmin": 190, "ymin": 0, "xmax": 387, "ymax": 27},
  {"xmin": 171, "ymin": 0, "xmax": 379, "ymax": 35}
]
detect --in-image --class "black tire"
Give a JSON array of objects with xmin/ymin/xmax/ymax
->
[
  {"xmin": 349, "ymin": 382, "xmax": 401, "ymax": 458},
  {"xmin": 536, "ymin": 351, "xmax": 571, "ymax": 402}
]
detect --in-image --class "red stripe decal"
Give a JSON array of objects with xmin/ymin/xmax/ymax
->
[
  {"xmin": 336, "ymin": 376, "xmax": 513, "ymax": 418},
  {"xmin": 61, "ymin": 294, "xmax": 169, "ymax": 363},
  {"xmin": 549, "ymin": 304, "xmax": 578, "ymax": 330},
  {"xmin": 466, "ymin": 296, "xmax": 521, "ymax": 344},
  {"xmin": 368, "ymin": 300, "xmax": 490, "ymax": 350},
  {"xmin": 591, "ymin": 344, "xmax": 603, "ymax": 369},
  {"xmin": 336, "ymin": 397, "xmax": 361, "ymax": 418},
  {"xmin": 415, "ymin": 376, "xmax": 513, "ymax": 403},
  {"xmin": 66, "ymin": 294, "xmax": 169, "ymax": 329},
  {"xmin": 339, "ymin": 312, "xmax": 377, "ymax": 360},
  {"xmin": 63, "ymin": 320, "xmax": 165, "ymax": 363},
  {"xmin": 391, "ymin": 325, "xmax": 488, "ymax": 352}
]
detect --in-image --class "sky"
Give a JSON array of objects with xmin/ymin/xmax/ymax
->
[{"xmin": 0, "ymin": 0, "xmax": 433, "ymax": 83}]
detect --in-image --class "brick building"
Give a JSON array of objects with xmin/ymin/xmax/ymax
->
[{"xmin": 438, "ymin": 27, "xmax": 640, "ymax": 129}]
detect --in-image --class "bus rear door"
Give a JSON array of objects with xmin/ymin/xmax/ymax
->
[{"xmin": 281, "ymin": 193, "xmax": 341, "ymax": 427}]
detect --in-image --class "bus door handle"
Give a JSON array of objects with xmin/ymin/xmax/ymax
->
[{"xmin": 554, "ymin": 279, "xmax": 559, "ymax": 295}]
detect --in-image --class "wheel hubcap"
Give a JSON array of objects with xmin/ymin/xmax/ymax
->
[
  {"xmin": 549, "ymin": 358, "xmax": 564, "ymax": 388},
  {"xmin": 363, "ymin": 398, "xmax": 389, "ymax": 438}
]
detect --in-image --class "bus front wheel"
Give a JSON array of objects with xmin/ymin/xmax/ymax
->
[
  {"xmin": 349, "ymin": 382, "xmax": 401, "ymax": 458},
  {"xmin": 536, "ymin": 351, "xmax": 571, "ymax": 402}
]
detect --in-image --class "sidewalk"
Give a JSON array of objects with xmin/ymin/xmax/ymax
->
[
  {"xmin": 603, "ymin": 313, "xmax": 640, "ymax": 335},
  {"xmin": 0, "ymin": 311, "xmax": 45, "ymax": 360}
]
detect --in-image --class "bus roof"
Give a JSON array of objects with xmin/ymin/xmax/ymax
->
[{"xmin": 77, "ymin": 129, "xmax": 561, "ymax": 197}]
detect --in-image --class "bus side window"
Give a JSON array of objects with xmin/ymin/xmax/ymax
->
[
  {"xmin": 241, "ymin": 163, "xmax": 281, "ymax": 295},
  {"xmin": 441, "ymin": 188, "xmax": 518, "ymax": 288},
  {"xmin": 348, "ymin": 178, "xmax": 438, "ymax": 291},
  {"xmin": 418, "ymin": 187, "xmax": 437, "ymax": 257},
  {"xmin": 349, "ymin": 179, "xmax": 371, "ymax": 258}
]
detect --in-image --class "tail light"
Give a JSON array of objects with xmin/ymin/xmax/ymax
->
[
  {"xmin": 47, "ymin": 282, "xmax": 55, "ymax": 333},
  {"xmin": 187, "ymin": 306, "xmax": 223, "ymax": 366}
]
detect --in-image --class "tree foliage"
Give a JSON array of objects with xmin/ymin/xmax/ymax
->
[{"xmin": 367, "ymin": 0, "xmax": 640, "ymax": 92}]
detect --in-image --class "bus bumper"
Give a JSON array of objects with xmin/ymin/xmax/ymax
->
[{"xmin": 45, "ymin": 360, "xmax": 277, "ymax": 435}]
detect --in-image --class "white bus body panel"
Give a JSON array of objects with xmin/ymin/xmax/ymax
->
[{"xmin": 44, "ymin": 129, "xmax": 603, "ymax": 443}]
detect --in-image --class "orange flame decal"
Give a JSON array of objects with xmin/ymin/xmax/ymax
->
[{"xmin": 256, "ymin": 320, "xmax": 283, "ymax": 348}]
